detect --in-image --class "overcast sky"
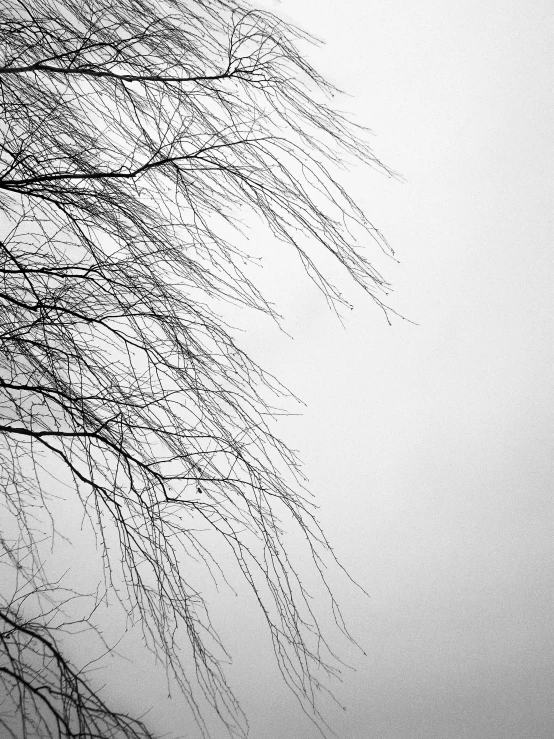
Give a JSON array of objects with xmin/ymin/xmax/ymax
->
[
  {"xmin": 210, "ymin": 0, "xmax": 553, "ymax": 737},
  {"xmin": 42, "ymin": 1, "xmax": 552, "ymax": 738}
]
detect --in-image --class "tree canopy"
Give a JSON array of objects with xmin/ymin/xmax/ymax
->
[{"xmin": 0, "ymin": 1, "xmax": 395, "ymax": 736}]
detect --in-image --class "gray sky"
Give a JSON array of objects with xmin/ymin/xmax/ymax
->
[
  {"xmin": 211, "ymin": 0, "xmax": 553, "ymax": 737},
  {"xmin": 26, "ymin": 1, "xmax": 551, "ymax": 738}
]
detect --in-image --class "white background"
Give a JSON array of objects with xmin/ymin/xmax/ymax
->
[
  {"xmin": 30, "ymin": 1, "xmax": 552, "ymax": 738},
  {"xmin": 212, "ymin": 0, "xmax": 553, "ymax": 737}
]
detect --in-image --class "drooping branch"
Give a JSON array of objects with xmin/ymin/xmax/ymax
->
[
  {"xmin": 0, "ymin": 603, "xmax": 158, "ymax": 739},
  {"xmin": 0, "ymin": 1, "xmax": 393, "ymax": 736}
]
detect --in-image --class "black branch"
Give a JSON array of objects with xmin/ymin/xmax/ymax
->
[
  {"xmin": 0, "ymin": 0, "xmax": 395, "ymax": 737},
  {"xmin": 0, "ymin": 605, "xmax": 157, "ymax": 739}
]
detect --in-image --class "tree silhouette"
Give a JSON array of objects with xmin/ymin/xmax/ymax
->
[
  {"xmin": 0, "ymin": 0, "xmax": 395, "ymax": 736},
  {"xmin": 0, "ymin": 589, "xmax": 156, "ymax": 739}
]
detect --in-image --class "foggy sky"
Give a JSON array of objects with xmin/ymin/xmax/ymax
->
[
  {"xmin": 34, "ymin": 1, "xmax": 553, "ymax": 737},
  {"xmin": 221, "ymin": 0, "xmax": 553, "ymax": 737}
]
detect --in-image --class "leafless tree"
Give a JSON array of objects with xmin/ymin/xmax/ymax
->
[
  {"xmin": 0, "ymin": 583, "xmax": 156, "ymax": 739},
  {"xmin": 0, "ymin": 0, "xmax": 396, "ymax": 737}
]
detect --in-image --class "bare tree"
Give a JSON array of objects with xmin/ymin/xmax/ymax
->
[
  {"xmin": 0, "ymin": 593, "xmax": 156, "ymax": 739},
  {"xmin": 0, "ymin": 0, "xmax": 395, "ymax": 736}
]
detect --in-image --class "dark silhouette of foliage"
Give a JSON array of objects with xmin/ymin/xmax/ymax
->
[{"xmin": 0, "ymin": 0, "xmax": 394, "ymax": 736}]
